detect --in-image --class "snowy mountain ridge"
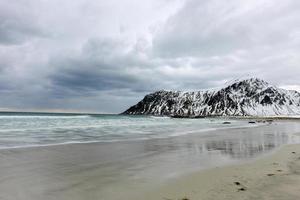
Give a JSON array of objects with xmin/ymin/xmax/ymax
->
[{"xmin": 123, "ymin": 78, "xmax": 300, "ymax": 117}]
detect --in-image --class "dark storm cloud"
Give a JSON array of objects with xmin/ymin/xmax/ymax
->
[
  {"xmin": 0, "ymin": 0, "xmax": 300, "ymax": 113},
  {"xmin": 49, "ymin": 61, "xmax": 141, "ymax": 96},
  {"xmin": 47, "ymin": 38, "xmax": 159, "ymax": 98}
]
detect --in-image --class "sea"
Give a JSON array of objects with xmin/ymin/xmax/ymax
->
[{"xmin": 0, "ymin": 111, "xmax": 260, "ymax": 149}]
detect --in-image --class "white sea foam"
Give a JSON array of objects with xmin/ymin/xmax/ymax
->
[
  {"xmin": 0, "ymin": 113, "xmax": 263, "ymax": 149},
  {"xmin": 149, "ymin": 116, "xmax": 171, "ymax": 119}
]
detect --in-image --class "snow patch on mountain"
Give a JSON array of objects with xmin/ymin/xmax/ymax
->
[{"xmin": 123, "ymin": 78, "xmax": 300, "ymax": 117}]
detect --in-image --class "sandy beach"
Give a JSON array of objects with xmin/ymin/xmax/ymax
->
[
  {"xmin": 142, "ymin": 143, "xmax": 300, "ymax": 200},
  {"xmin": 0, "ymin": 121, "xmax": 300, "ymax": 200}
]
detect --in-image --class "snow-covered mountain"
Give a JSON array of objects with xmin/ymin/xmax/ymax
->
[{"xmin": 123, "ymin": 78, "xmax": 300, "ymax": 117}]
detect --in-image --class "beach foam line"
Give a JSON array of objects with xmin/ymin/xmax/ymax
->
[{"xmin": 0, "ymin": 140, "xmax": 106, "ymax": 150}]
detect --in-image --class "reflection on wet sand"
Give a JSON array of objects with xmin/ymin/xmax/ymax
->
[
  {"xmin": 203, "ymin": 133, "xmax": 289, "ymax": 158},
  {"xmin": 142, "ymin": 123, "xmax": 295, "ymax": 161}
]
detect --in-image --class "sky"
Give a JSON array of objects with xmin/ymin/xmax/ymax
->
[{"xmin": 0, "ymin": 0, "xmax": 300, "ymax": 113}]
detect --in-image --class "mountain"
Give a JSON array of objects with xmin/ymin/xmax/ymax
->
[{"xmin": 122, "ymin": 78, "xmax": 300, "ymax": 117}]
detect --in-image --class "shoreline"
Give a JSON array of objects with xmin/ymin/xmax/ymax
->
[
  {"xmin": 141, "ymin": 143, "xmax": 300, "ymax": 200},
  {"xmin": 0, "ymin": 117, "xmax": 298, "ymax": 151},
  {"xmin": 0, "ymin": 118, "xmax": 264, "ymax": 151}
]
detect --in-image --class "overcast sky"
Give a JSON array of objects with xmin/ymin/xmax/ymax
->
[{"xmin": 0, "ymin": 0, "xmax": 300, "ymax": 113}]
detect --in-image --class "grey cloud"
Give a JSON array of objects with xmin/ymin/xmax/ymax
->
[
  {"xmin": 0, "ymin": 17, "xmax": 45, "ymax": 45},
  {"xmin": 152, "ymin": 0, "xmax": 300, "ymax": 57},
  {"xmin": 0, "ymin": 0, "xmax": 300, "ymax": 113},
  {"xmin": 49, "ymin": 40, "xmax": 145, "ymax": 90},
  {"xmin": 0, "ymin": 1, "xmax": 48, "ymax": 45}
]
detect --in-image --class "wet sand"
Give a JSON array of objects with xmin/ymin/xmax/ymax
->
[
  {"xmin": 143, "ymin": 144, "xmax": 300, "ymax": 200},
  {"xmin": 0, "ymin": 121, "xmax": 300, "ymax": 200}
]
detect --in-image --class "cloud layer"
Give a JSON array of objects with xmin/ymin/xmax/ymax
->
[{"xmin": 1, "ymin": 0, "xmax": 300, "ymax": 113}]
